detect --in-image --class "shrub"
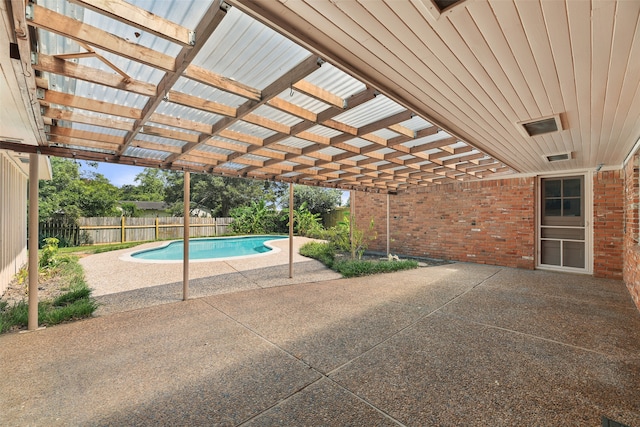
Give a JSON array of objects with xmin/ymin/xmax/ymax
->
[
  {"xmin": 333, "ymin": 259, "xmax": 418, "ymax": 278},
  {"xmin": 299, "ymin": 241, "xmax": 335, "ymax": 267},
  {"xmin": 230, "ymin": 200, "xmax": 285, "ymax": 234},
  {"xmin": 293, "ymin": 202, "xmax": 325, "ymax": 238},
  {"xmin": 300, "ymin": 241, "xmax": 418, "ymax": 278}
]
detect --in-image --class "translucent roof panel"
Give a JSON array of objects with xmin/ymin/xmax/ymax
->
[
  {"xmin": 135, "ymin": 133, "xmax": 187, "ymax": 148},
  {"xmin": 155, "ymin": 102, "xmax": 222, "ymax": 126},
  {"xmin": 304, "ymin": 63, "xmax": 367, "ymax": 99},
  {"xmin": 333, "ymin": 95, "xmax": 406, "ymax": 128},
  {"xmin": 193, "ymin": 8, "xmax": 310, "ymax": 90},
  {"xmin": 123, "ymin": 146, "xmax": 171, "ymax": 161},
  {"xmin": 172, "ymin": 77, "xmax": 248, "ymax": 108},
  {"xmin": 251, "ymin": 105, "xmax": 303, "ymax": 127}
]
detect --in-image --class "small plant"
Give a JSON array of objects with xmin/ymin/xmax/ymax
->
[
  {"xmin": 39, "ymin": 237, "xmax": 60, "ymax": 269},
  {"xmin": 326, "ymin": 213, "xmax": 377, "ymax": 260},
  {"xmin": 293, "ymin": 202, "xmax": 324, "ymax": 238},
  {"xmin": 299, "ymin": 241, "xmax": 336, "ymax": 267},
  {"xmin": 299, "ymin": 241, "xmax": 418, "ymax": 278},
  {"xmin": 1, "ymin": 256, "xmax": 98, "ymax": 334}
]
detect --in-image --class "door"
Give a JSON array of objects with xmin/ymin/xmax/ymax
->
[{"xmin": 538, "ymin": 175, "xmax": 589, "ymax": 271}]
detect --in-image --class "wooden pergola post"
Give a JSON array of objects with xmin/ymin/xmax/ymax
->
[
  {"xmin": 350, "ymin": 190, "xmax": 355, "ymax": 258},
  {"xmin": 289, "ymin": 183, "xmax": 294, "ymax": 278},
  {"xmin": 28, "ymin": 154, "xmax": 39, "ymax": 330},
  {"xmin": 386, "ymin": 193, "xmax": 390, "ymax": 256},
  {"xmin": 183, "ymin": 171, "xmax": 190, "ymax": 301}
]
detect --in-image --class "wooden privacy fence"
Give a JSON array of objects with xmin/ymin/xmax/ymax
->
[{"xmin": 40, "ymin": 217, "xmax": 233, "ymax": 246}]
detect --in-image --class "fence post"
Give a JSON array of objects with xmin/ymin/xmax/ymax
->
[
  {"xmin": 121, "ymin": 216, "xmax": 125, "ymax": 243},
  {"xmin": 155, "ymin": 217, "xmax": 159, "ymax": 240}
]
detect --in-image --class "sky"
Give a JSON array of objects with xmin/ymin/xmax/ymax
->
[
  {"xmin": 79, "ymin": 161, "xmax": 144, "ymax": 187},
  {"xmin": 80, "ymin": 160, "xmax": 350, "ymax": 204}
]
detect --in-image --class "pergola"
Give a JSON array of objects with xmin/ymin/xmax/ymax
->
[
  {"xmin": 3, "ymin": 0, "xmax": 522, "ymax": 330},
  {"xmin": 5, "ymin": 0, "xmax": 514, "ymax": 190}
]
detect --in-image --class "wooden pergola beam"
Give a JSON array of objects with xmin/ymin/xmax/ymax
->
[
  {"xmin": 69, "ymin": 0, "xmax": 195, "ymax": 47},
  {"xmin": 27, "ymin": 4, "xmax": 177, "ymax": 72}
]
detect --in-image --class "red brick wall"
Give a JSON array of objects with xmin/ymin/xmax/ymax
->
[
  {"xmin": 354, "ymin": 177, "xmax": 536, "ymax": 269},
  {"xmin": 623, "ymin": 154, "xmax": 640, "ymax": 310},
  {"xmin": 593, "ymin": 170, "xmax": 625, "ymax": 279}
]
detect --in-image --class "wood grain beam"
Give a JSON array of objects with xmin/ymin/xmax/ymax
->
[{"xmin": 69, "ymin": 0, "xmax": 194, "ymax": 47}]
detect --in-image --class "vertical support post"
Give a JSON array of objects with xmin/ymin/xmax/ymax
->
[
  {"xmin": 350, "ymin": 190, "xmax": 355, "ymax": 259},
  {"xmin": 183, "ymin": 171, "xmax": 190, "ymax": 301},
  {"xmin": 28, "ymin": 154, "xmax": 39, "ymax": 331},
  {"xmin": 121, "ymin": 216, "xmax": 125, "ymax": 243},
  {"xmin": 289, "ymin": 182, "xmax": 294, "ymax": 279},
  {"xmin": 155, "ymin": 217, "xmax": 159, "ymax": 240},
  {"xmin": 386, "ymin": 193, "xmax": 390, "ymax": 256}
]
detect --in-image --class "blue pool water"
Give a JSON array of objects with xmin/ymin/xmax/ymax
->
[{"xmin": 131, "ymin": 235, "xmax": 287, "ymax": 261}]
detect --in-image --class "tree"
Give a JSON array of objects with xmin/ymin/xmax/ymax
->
[
  {"xmin": 164, "ymin": 172, "xmax": 283, "ymax": 217},
  {"xmin": 281, "ymin": 185, "xmax": 343, "ymax": 216},
  {"xmin": 119, "ymin": 168, "xmax": 167, "ymax": 201},
  {"xmin": 39, "ymin": 158, "xmax": 121, "ymax": 220}
]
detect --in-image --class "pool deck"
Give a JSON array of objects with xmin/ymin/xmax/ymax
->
[
  {"xmin": 81, "ymin": 236, "xmax": 342, "ymax": 315},
  {"xmin": 2, "ymin": 246, "xmax": 640, "ymax": 425}
]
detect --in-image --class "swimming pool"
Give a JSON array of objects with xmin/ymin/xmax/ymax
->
[{"xmin": 122, "ymin": 235, "xmax": 288, "ymax": 263}]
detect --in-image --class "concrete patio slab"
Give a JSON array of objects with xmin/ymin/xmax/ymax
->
[
  {"xmin": 1, "ymin": 263, "xmax": 639, "ymax": 426},
  {"xmin": 205, "ymin": 264, "xmax": 501, "ymax": 373},
  {"xmin": 440, "ymin": 269, "xmax": 640, "ymax": 357},
  {"xmin": 1, "ymin": 299, "xmax": 321, "ymax": 426},
  {"xmin": 329, "ymin": 312, "xmax": 640, "ymax": 426}
]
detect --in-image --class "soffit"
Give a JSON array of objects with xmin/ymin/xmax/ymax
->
[
  {"xmin": 1, "ymin": 0, "xmax": 520, "ymax": 193},
  {"xmin": 233, "ymin": 0, "xmax": 640, "ymax": 173}
]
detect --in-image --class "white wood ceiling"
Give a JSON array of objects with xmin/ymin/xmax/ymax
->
[{"xmin": 234, "ymin": 0, "xmax": 640, "ymax": 173}]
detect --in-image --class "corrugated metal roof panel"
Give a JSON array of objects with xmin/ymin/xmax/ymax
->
[
  {"xmin": 155, "ymin": 102, "xmax": 221, "ymax": 125},
  {"xmin": 371, "ymin": 129, "xmax": 401, "ymax": 139},
  {"xmin": 281, "ymin": 172, "xmax": 302, "ymax": 177},
  {"xmin": 278, "ymin": 137, "xmax": 317, "ymax": 149},
  {"xmin": 252, "ymin": 105, "xmax": 303, "ymax": 127},
  {"xmin": 316, "ymin": 147, "xmax": 345, "ymax": 156},
  {"xmin": 172, "ymin": 77, "xmax": 247, "ymax": 107},
  {"xmin": 228, "ymin": 121, "xmax": 277, "ymax": 138},
  {"xmin": 343, "ymin": 138, "xmax": 373, "ymax": 149},
  {"xmin": 304, "ymin": 63, "xmax": 366, "ymax": 99},
  {"xmin": 306, "ymin": 125, "xmax": 342, "ymax": 138},
  {"xmin": 333, "ymin": 95, "xmax": 405, "ymax": 128},
  {"xmin": 399, "ymin": 116, "xmax": 433, "ymax": 131},
  {"xmin": 174, "ymin": 160, "xmax": 206, "ymax": 167},
  {"xmin": 280, "ymin": 90, "xmax": 330, "ymax": 114},
  {"xmin": 54, "ymin": 144, "xmax": 113, "ymax": 155},
  {"xmin": 72, "ymin": 123, "xmax": 128, "ymax": 138},
  {"xmin": 347, "ymin": 155, "xmax": 368, "ymax": 162},
  {"xmin": 401, "ymin": 131, "xmax": 455, "ymax": 148},
  {"xmin": 198, "ymin": 144, "xmax": 234, "ymax": 156},
  {"xmin": 193, "ymin": 8, "xmax": 310, "ymax": 90},
  {"xmin": 136, "ymin": 133, "xmax": 186, "ymax": 148},
  {"xmin": 240, "ymin": 154, "xmax": 270, "ymax": 162},
  {"xmin": 220, "ymin": 162, "xmax": 247, "ymax": 171},
  {"xmin": 123, "ymin": 146, "xmax": 170, "ymax": 160}
]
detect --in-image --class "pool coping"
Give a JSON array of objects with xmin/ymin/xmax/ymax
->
[{"xmin": 119, "ymin": 235, "xmax": 288, "ymax": 264}]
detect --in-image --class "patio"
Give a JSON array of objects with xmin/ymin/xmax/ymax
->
[{"xmin": 1, "ymin": 263, "xmax": 639, "ymax": 426}]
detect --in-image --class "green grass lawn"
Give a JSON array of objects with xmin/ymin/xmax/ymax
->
[{"xmin": 0, "ymin": 256, "xmax": 98, "ymax": 334}]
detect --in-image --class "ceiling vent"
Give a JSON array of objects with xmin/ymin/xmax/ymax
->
[
  {"xmin": 432, "ymin": 0, "xmax": 465, "ymax": 12},
  {"xmin": 544, "ymin": 152, "xmax": 572, "ymax": 163},
  {"xmin": 421, "ymin": 0, "xmax": 467, "ymax": 19},
  {"xmin": 518, "ymin": 114, "xmax": 563, "ymax": 137}
]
